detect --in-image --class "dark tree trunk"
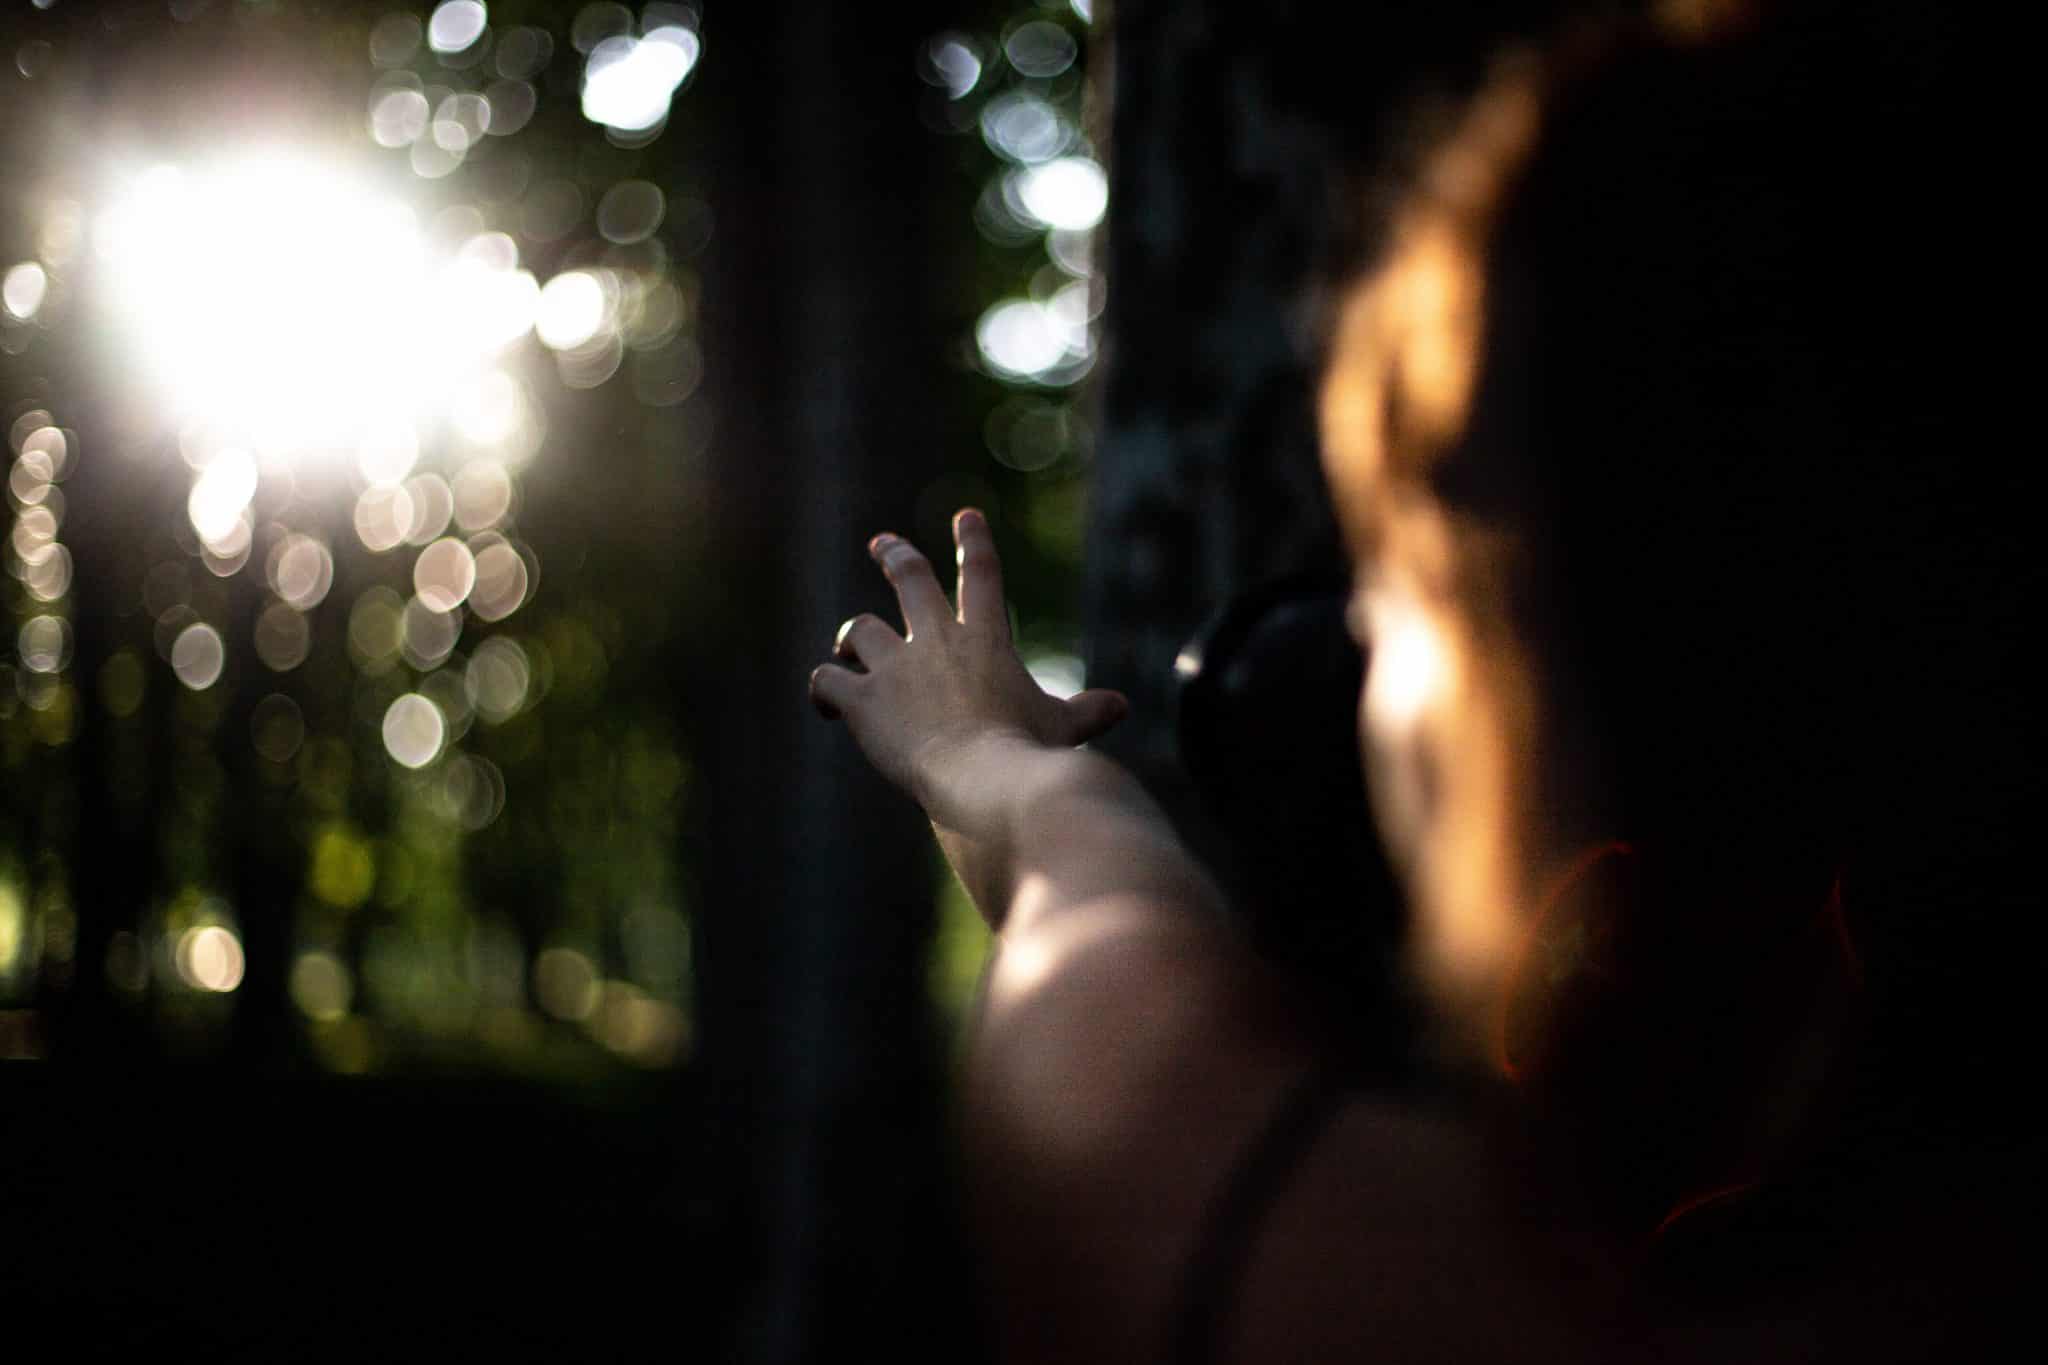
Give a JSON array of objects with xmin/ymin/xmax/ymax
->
[{"xmin": 689, "ymin": 5, "xmax": 978, "ymax": 1362}]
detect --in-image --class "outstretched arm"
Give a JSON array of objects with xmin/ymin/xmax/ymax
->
[
  {"xmin": 808, "ymin": 508, "xmax": 1224, "ymax": 935},
  {"xmin": 810, "ymin": 511, "xmax": 1328, "ymax": 1362}
]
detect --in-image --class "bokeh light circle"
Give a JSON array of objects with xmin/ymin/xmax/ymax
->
[
  {"xmin": 597, "ymin": 180, "xmax": 666, "ymax": 244},
  {"xmin": 452, "ymin": 460, "xmax": 513, "ymax": 530},
  {"xmin": 414, "ymin": 537, "xmax": 478, "ymax": 612},
  {"xmin": 467, "ymin": 540, "xmax": 531, "ymax": 621},
  {"xmin": 537, "ymin": 271, "xmax": 608, "ymax": 350},
  {"xmin": 426, "ymin": 1, "xmax": 488, "ymax": 56},
  {"xmin": 176, "ymin": 925, "xmax": 246, "ymax": 993},
  {"xmin": 382, "ymin": 692, "xmax": 446, "ymax": 768},
  {"xmin": 269, "ymin": 534, "xmax": 335, "ymax": 611},
  {"xmin": 251, "ymin": 692, "xmax": 306, "ymax": 763},
  {"xmin": 170, "ymin": 622, "xmax": 226, "ymax": 690},
  {"xmin": 254, "ymin": 602, "xmax": 312, "ymax": 671},
  {"xmin": 402, "ymin": 473, "xmax": 454, "ymax": 545},
  {"xmin": 354, "ymin": 485, "xmax": 416, "ymax": 553},
  {"xmin": 401, "ymin": 596, "xmax": 463, "ymax": 670},
  {"xmin": 465, "ymin": 636, "xmax": 530, "ymax": 721}
]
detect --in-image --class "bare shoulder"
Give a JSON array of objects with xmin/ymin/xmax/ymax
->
[
  {"xmin": 963, "ymin": 895, "xmax": 1614, "ymax": 1364},
  {"xmin": 963, "ymin": 894, "xmax": 1335, "ymax": 1363}
]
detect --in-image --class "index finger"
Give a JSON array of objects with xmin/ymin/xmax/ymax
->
[{"xmin": 953, "ymin": 508, "xmax": 1008, "ymax": 637}]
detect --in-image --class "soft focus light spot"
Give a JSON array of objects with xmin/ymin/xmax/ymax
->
[
  {"xmin": 625, "ymin": 277, "xmax": 685, "ymax": 349},
  {"xmin": 254, "ymin": 602, "xmax": 311, "ymax": 671},
  {"xmin": 9, "ymin": 410, "xmax": 54, "ymax": 454},
  {"xmin": 10, "ymin": 449, "xmax": 53, "ymax": 505},
  {"xmin": 984, "ymin": 397, "xmax": 1075, "ymax": 472},
  {"xmin": 1015, "ymin": 157, "xmax": 1107, "ymax": 231},
  {"xmin": 14, "ymin": 508, "xmax": 60, "ymax": 566},
  {"xmin": 154, "ymin": 604, "xmax": 200, "ymax": 663},
  {"xmin": 427, "ymin": 1, "xmax": 488, "ymax": 56},
  {"xmin": 439, "ymin": 239, "xmax": 539, "ymax": 355},
  {"xmin": 596, "ymin": 180, "xmax": 665, "ymax": 244},
  {"xmin": 354, "ymin": 485, "xmax": 416, "ymax": 553},
  {"xmin": 309, "ymin": 825, "xmax": 377, "ymax": 909},
  {"xmin": 981, "ymin": 92, "xmax": 1069, "ymax": 164},
  {"xmin": 467, "ymin": 540, "xmax": 531, "ymax": 621},
  {"xmin": 401, "ymin": 596, "xmax": 463, "ymax": 670},
  {"xmin": 18, "ymin": 615, "xmax": 70, "ymax": 674},
  {"xmin": 171, "ymin": 623, "xmax": 226, "ymax": 690},
  {"xmin": 521, "ymin": 180, "xmax": 585, "ymax": 242},
  {"xmin": 251, "ymin": 692, "xmax": 305, "ymax": 763},
  {"xmin": 465, "ymin": 636, "xmax": 530, "ymax": 721},
  {"xmin": 924, "ymin": 35, "xmax": 982, "ymax": 99},
  {"xmin": 536, "ymin": 270, "xmax": 608, "ymax": 349},
  {"xmin": 496, "ymin": 25, "xmax": 553, "ymax": 79},
  {"xmin": 382, "ymin": 692, "xmax": 446, "ymax": 768},
  {"xmin": 556, "ymin": 331, "xmax": 625, "ymax": 389},
  {"xmin": 534, "ymin": 946, "xmax": 600, "ymax": 1021},
  {"xmin": 187, "ymin": 451, "xmax": 258, "ymax": 545},
  {"xmin": 370, "ymin": 12, "xmax": 424, "ymax": 67},
  {"xmin": 290, "ymin": 951, "xmax": 354, "ymax": 1021},
  {"xmin": 19, "ymin": 425, "xmax": 70, "ymax": 478},
  {"xmin": 1026, "ymin": 651, "xmax": 1086, "ymax": 700},
  {"xmin": 452, "ymin": 460, "xmax": 513, "ymax": 530},
  {"xmin": 420, "ymin": 667, "xmax": 475, "ymax": 742},
  {"xmin": 435, "ymin": 93, "xmax": 491, "ymax": 152},
  {"xmin": 976, "ymin": 299, "xmax": 1067, "ymax": 379},
  {"xmin": 411, "ymin": 136, "xmax": 465, "ymax": 179},
  {"xmin": 437, "ymin": 751, "xmax": 505, "ymax": 830},
  {"xmin": 571, "ymin": 3, "xmax": 633, "ymax": 53},
  {"xmin": 483, "ymin": 78, "xmax": 537, "ymax": 136},
  {"xmin": 1005, "ymin": 20, "xmax": 1078, "ymax": 78},
  {"xmin": 369, "ymin": 87, "xmax": 431, "ymax": 148},
  {"xmin": 582, "ymin": 27, "xmax": 700, "ymax": 134},
  {"xmin": 590, "ymin": 981, "xmax": 688, "ymax": 1066},
  {"xmin": 176, "ymin": 925, "xmax": 245, "ymax": 993},
  {"xmin": 16, "ymin": 40, "xmax": 54, "ymax": 80},
  {"xmin": 349, "ymin": 588, "xmax": 406, "ymax": 671},
  {"xmin": 414, "ymin": 537, "xmax": 478, "ymax": 612},
  {"xmin": 1046, "ymin": 278, "xmax": 1097, "ymax": 349},
  {"xmin": 402, "ymin": 473, "xmax": 454, "ymax": 544},
  {"xmin": 2, "ymin": 263, "xmax": 48, "ymax": 321},
  {"xmin": 1047, "ymin": 226, "xmax": 1095, "ymax": 278},
  {"xmin": 23, "ymin": 545, "xmax": 72, "ymax": 603},
  {"xmin": 269, "ymin": 534, "xmax": 335, "ymax": 611}
]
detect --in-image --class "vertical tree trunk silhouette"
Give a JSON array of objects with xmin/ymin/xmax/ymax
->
[{"xmin": 690, "ymin": 4, "xmax": 975, "ymax": 1362}]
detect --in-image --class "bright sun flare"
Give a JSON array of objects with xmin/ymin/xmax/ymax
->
[{"xmin": 94, "ymin": 147, "xmax": 543, "ymax": 464}]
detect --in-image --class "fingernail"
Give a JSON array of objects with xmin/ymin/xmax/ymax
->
[
  {"xmin": 955, "ymin": 507, "xmax": 982, "ymax": 530},
  {"xmin": 868, "ymin": 533, "xmax": 895, "ymax": 558}
]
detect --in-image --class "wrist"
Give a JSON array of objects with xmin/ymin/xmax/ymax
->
[{"xmin": 911, "ymin": 727, "xmax": 1059, "ymax": 832}]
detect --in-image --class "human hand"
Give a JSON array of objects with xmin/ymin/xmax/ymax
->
[{"xmin": 809, "ymin": 509, "xmax": 1128, "ymax": 830}]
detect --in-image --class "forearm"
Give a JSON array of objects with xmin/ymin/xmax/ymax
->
[{"xmin": 924, "ymin": 736, "xmax": 1225, "ymax": 935}]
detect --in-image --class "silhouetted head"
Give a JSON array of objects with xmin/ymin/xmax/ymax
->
[{"xmin": 1323, "ymin": 0, "xmax": 2033, "ymax": 1197}]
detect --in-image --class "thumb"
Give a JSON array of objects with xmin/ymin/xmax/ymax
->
[{"xmin": 1056, "ymin": 689, "xmax": 1128, "ymax": 746}]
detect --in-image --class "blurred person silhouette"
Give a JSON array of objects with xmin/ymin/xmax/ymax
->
[{"xmin": 810, "ymin": 1, "xmax": 2029, "ymax": 1359}]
